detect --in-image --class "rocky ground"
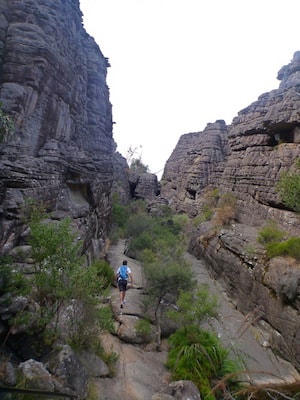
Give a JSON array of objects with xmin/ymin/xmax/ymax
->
[{"xmin": 91, "ymin": 240, "xmax": 300, "ymax": 400}]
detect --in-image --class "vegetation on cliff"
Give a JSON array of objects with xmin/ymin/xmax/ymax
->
[
  {"xmin": 277, "ymin": 158, "xmax": 300, "ymax": 213},
  {"xmin": 1, "ymin": 200, "xmax": 115, "ymax": 359}
]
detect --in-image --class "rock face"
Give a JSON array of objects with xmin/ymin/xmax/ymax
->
[
  {"xmin": 0, "ymin": 0, "xmax": 165, "ymax": 262},
  {"xmin": 161, "ymin": 52, "xmax": 300, "ymax": 368},
  {"xmin": 161, "ymin": 120, "xmax": 230, "ymax": 216},
  {"xmin": 129, "ymin": 171, "xmax": 161, "ymax": 200},
  {"xmin": 0, "ymin": 0, "xmax": 116, "ymax": 260}
]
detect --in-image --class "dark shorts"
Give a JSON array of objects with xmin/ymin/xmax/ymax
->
[{"xmin": 118, "ymin": 279, "xmax": 128, "ymax": 292}]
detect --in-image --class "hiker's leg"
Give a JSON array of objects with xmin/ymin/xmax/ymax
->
[
  {"xmin": 118, "ymin": 282, "xmax": 124, "ymax": 304},
  {"xmin": 120, "ymin": 281, "xmax": 127, "ymax": 304},
  {"xmin": 121, "ymin": 291, "xmax": 126, "ymax": 302}
]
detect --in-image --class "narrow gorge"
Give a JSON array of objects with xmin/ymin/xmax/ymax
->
[{"xmin": 0, "ymin": 0, "xmax": 299, "ymax": 399}]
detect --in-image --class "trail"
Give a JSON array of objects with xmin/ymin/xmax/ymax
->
[
  {"xmin": 92, "ymin": 240, "xmax": 299, "ymax": 400},
  {"xmin": 93, "ymin": 240, "xmax": 170, "ymax": 400}
]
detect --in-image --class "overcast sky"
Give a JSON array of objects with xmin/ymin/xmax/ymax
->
[{"xmin": 80, "ymin": 0, "xmax": 300, "ymax": 178}]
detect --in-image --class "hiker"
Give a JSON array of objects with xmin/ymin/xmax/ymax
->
[{"xmin": 116, "ymin": 260, "xmax": 133, "ymax": 308}]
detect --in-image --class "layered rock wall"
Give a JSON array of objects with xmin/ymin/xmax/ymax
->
[
  {"xmin": 161, "ymin": 52, "xmax": 300, "ymax": 367},
  {"xmin": 161, "ymin": 120, "xmax": 230, "ymax": 216},
  {"xmin": 0, "ymin": 0, "xmax": 116, "ymax": 259}
]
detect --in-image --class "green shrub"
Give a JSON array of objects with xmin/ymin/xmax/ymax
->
[
  {"xmin": 142, "ymin": 254, "xmax": 195, "ymax": 343},
  {"xmin": 125, "ymin": 212, "xmax": 187, "ymax": 258},
  {"xmin": 266, "ymin": 237, "xmax": 300, "ymax": 260},
  {"xmin": 129, "ymin": 231, "xmax": 154, "ymax": 255},
  {"xmin": 97, "ymin": 306, "xmax": 115, "ymax": 333},
  {"xmin": 257, "ymin": 221, "xmax": 285, "ymax": 244},
  {"xmin": 277, "ymin": 160, "xmax": 300, "ymax": 213},
  {"xmin": 167, "ymin": 286, "xmax": 218, "ymax": 328},
  {"xmin": 0, "ymin": 256, "xmax": 29, "ymax": 297},
  {"xmin": 135, "ymin": 318, "xmax": 152, "ymax": 340},
  {"xmin": 172, "ymin": 213, "xmax": 189, "ymax": 227},
  {"xmin": 166, "ymin": 326, "xmax": 238, "ymax": 400},
  {"xmin": 29, "ymin": 218, "xmax": 84, "ymax": 327},
  {"xmin": 203, "ymin": 188, "xmax": 220, "ymax": 208},
  {"xmin": 112, "ymin": 203, "xmax": 128, "ymax": 229},
  {"xmin": 193, "ymin": 205, "xmax": 213, "ymax": 226},
  {"xmin": 130, "ymin": 158, "xmax": 149, "ymax": 174},
  {"xmin": 93, "ymin": 259, "xmax": 115, "ymax": 289},
  {"xmin": 0, "ymin": 103, "xmax": 14, "ymax": 143},
  {"xmin": 215, "ymin": 192, "xmax": 237, "ymax": 226},
  {"xmin": 127, "ymin": 199, "xmax": 148, "ymax": 214},
  {"xmin": 126, "ymin": 213, "xmax": 153, "ymax": 235},
  {"xmin": 110, "ymin": 194, "xmax": 129, "ymax": 242}
]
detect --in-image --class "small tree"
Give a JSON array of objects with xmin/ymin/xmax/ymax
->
[
  {"xmin": 167, "ymin": 285, "xmax": 218, "ymax": 329},
  {"xmin": 29, "ymin": 217, "xmax": 84, "ymax": 335},
  {"xmin": 130, "ymin": 158, "xmax": 149, "ymax": 174},
  {"xmin": 142, "ymin": 251, "xmax": 195, "ymax": 346}
]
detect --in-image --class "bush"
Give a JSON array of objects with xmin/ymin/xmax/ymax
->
[
  {"xmin": 135, "ymin": 318, "xmax": 152, "ymax": 340},
  {"xmin": 126, "ymin": 214, "xmax": 153, "ymax": 238},
  {"xmin": 29, "ymin": 217, "xmax": 84, "ymax": 331},
  {"xmin": 257, "ymin": 221, "xmax": 285, "ymax": 244},
  {"xmin": 0, "ymin": 256, "xmax": 29, "ymax": 297},
  {"xmin": 203, "ymin": 187, "xmax": 220, "ymax": 208},
  {"xmin": 93, "ymin": 259, "xmax": 115, "ymax": 289},
  {"xmin": 130, "ymin": 158, "xmax": 149, "ymax": 174},
  {"xmin": 277, "ymin": 160, "xmax": 300, "ymax": 213},
  {"xmin": 112, "ymin": 202, "xmax": 128, "ymax": 230},
  {"xmin": 214, "ymin": 192, "xmax": 237, "ymax": 226},
  {"xmin": 166, "ymin": 326, "xmax": 238, "ymax": 400},
  {"xmin": 125, "ymin": 212, "xmax": 187, "ymax": 258},
  {"xmin": 167, "ymin": 286, "xmax": 218, "ymax": 328},
  {"xmin": 266, "ymin": 237, "xmax": 300, "ymax": 261}
]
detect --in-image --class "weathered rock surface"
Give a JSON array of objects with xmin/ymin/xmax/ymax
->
[
  {"xmin": 0, "ymin": 0, "xmax": 117, "ymax": 261},
  {"xmin": 161, "ymin": 120, "xmax": 230, "ymax": 216},
  {"xmin": 161, "ymin": 52, "xmax": 300, "ymax": 369},
  {"xmin": 129, "ymin": 171, "xmax": 161, "ymax": 200}
]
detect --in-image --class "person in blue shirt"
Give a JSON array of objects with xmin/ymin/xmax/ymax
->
[{"xmin": 115, "ymin": 260, "xmax": 133, "ymax": 308}]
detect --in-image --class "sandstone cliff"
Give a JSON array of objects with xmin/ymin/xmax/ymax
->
[
  {"xmin": 0, "ymin": 0, "xmax": 119, "ymax": 260},
  {"xmin": 161, "ymin": 52, "xmax": 300, "ymax": 369}
]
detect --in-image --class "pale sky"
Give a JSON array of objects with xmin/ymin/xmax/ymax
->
[{"xmin": 80, "ymin": 0, "xmax": 300, "ymax": 178}]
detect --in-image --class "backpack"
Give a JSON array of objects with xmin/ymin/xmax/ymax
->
[{"xmin": 119, "ymin": 265, "xmax": 128, "ymax": 280}]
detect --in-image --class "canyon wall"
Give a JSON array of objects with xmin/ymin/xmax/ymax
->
[
  {"xmin": 161, "ymin": 52, "xmax": 300, "ymax": 367},
  {"xmin": 0, "ymin": 0, "xmax": 129, "ymax": 261}
]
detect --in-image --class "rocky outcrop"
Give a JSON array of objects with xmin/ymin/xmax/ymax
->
[
  {"xmin": 161, "ymin": 120, "xmax": 230, "ymax": 216},
  {"xmin": 0, "ymin": 0, "xmax": 115, "ymax": 261},
  {"xmin": 129, "ymin": 171, "xmax": 161, "ymax": 200},
  {"xmin": 220, "ymin": 51, "xmax": 300, "ymax": 229},
  {"xmin": 161, "ymin": 52, "xmax": 300, "ymax": 368}
]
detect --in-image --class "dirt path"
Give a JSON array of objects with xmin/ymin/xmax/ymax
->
[{"xmin": 92, "ymin": 241, "xmax": 299, "ymax": 400}]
